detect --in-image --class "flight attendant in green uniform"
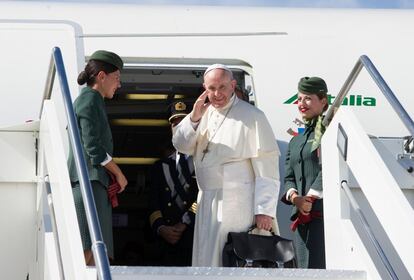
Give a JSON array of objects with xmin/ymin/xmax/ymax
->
[
  {"xmin": 281, "ymin": 77, "xmax": 328, "ymax": 268},
  {"xmin": 68, "ymin": 50, "xmax": 128, "ymax": 265}
]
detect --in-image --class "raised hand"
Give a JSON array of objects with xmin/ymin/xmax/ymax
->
[{"xmin": 190, "ymin": 90, "xmax": 211, "ymax": 122}]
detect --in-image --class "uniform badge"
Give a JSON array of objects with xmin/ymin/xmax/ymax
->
[{"xmin": 175, "ymin": 102, "xmax": 186, "ymax": 112}]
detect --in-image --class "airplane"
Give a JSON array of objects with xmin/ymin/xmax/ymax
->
[{"xmin": 0, "ymin": 1, "xmax": 413, "ymax": 279}]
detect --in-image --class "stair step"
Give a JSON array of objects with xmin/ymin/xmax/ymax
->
[{"xmin": 87, "ymin": 266, "xmax": 366, "ymax": 280}]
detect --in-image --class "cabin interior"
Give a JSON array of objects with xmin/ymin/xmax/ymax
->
[{"xmin": 104, "ymin": 63, "xmax": 254, "ymax": 265}]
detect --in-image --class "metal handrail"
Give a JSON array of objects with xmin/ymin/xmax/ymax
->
[
  {"xmin": 341, "ymin": 181, "xmax": 398, "ymax": 280},
  {"xmin": 323, "ymin": 55, "xmax": 414, "ymax": 137},
  {"xmin": 42, "ymin": 47, "xmax": 112, "ymax": 280}
]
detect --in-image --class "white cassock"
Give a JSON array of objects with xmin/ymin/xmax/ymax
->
[{"xmin": 172, "ymin": 95, "xmax": 280, "ymax": 267}]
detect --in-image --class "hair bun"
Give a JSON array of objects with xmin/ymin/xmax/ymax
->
[{"xmin": 77, "ymin": 70, "xmax": 88, "ymax": 85}]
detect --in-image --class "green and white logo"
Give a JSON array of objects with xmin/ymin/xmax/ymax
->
[{"xmin": 284, "ymin": 94, "xmax": 376, "ymax": 106}]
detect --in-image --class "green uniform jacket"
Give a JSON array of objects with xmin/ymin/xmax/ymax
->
[
  {"xmin": 68, "ymin": 87, "xmax": 113, "ymax": 187},
  {"xmin": 283, "ymin": 121, "xmax": 323, "ymax": 218}
]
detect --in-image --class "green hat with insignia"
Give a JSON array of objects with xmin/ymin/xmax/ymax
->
[
  {"xmin": 298, "ymin": 76, "xmax": 328, "ymax": 95},
  {"xmin": 168, "ymin": 101, "xmax": 188, "ymax": 123},
  {"xmin": 90, "ymin": 50, "xmax": 123, "ymax": 70}
]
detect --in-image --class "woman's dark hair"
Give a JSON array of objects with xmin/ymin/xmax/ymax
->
[
  {"xmin": 77, "ymin": 59, "xmax": 118, "ymax": 86},
  {"xmin": 314, "ymin": 92, "xmax": 329, "ymax": 112}
]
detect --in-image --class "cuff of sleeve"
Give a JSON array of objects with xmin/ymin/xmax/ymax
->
[
  {"xmin": 307, "ymin": 188, "xmax": 323, "ymax": 198},
  {"xmin": 286, "ymin": 188, "xmax": 297, "ymax": 201},
  {"xmin": 254, "ymin": 177, "xmax": 278, "ymax": 218},
  {"xmin": 149, "ymin": 210, "xmax": 163, "ymax": 228},
  {"xmin": 281, "ymin": 188, "xmax": 297, "ymax": 205},
  {"xmin": 100, "ymin": 153, "xmax": 112, "ymax": 166},
  {"xmin": 189, "ymin": 113, "xmax": 200, "ymax": 130},
  {"xmin": 182, "ymin": 212, "xmax": 191, "ymax": 225}
]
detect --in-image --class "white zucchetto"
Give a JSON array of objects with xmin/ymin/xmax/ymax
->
[{"xmin": 204, "ymin": 63, "xmax": 232, "ymax": 77}]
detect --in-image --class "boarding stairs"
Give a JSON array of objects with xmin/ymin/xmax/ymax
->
[
  {"xmin": 321, "ymin": 56, "xmax": 414, "ymax": 280},
  {"xmin": 1, "ymin": 48, "xmax": 413, "ymax": 280}
]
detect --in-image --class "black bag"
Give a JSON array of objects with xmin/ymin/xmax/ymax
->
[{"xmin": 222, "ymin": 229, "xmax": 296, "ymax": 268}]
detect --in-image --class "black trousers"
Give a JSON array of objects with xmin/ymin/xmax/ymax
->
[{"xmin": 160, "ymin": 228, "xmax": 194, "ymax": 266}]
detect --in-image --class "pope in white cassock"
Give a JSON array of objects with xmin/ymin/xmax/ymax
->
[{"xmin": 172, "ymin": 64, "xmax": 280, "ymax": 267}]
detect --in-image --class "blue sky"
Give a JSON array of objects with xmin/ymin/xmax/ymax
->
[{"xmin": 17, "ymin": 0, "xmax": 414, "ymax": 9}]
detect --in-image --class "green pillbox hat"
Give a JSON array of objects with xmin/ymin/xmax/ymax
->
[
  {"xmin": 90, "ymin": 50, "xmax": 123, "ymax": 70},
  {"xmin": 298, "ymin": 76, "xmax": 328, "ymax": 94}
]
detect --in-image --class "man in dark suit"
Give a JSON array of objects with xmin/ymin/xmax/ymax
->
[{"xmin": 148, "ymin": 101, "xmax": 198, "ymax": 266}]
